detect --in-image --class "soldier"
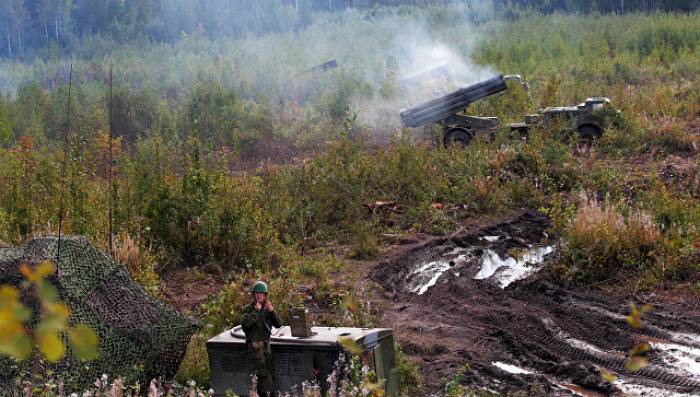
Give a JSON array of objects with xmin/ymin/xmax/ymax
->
[{"xmin": 241, "ymin": 281, "xmax": 282, "ymax": 396}]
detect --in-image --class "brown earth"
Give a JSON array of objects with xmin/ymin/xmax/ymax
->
[
  {"xmin": 161, "ymin": 208, "xmax": 700, "ymax": 396},
  {"xmin": 366, "ymin": 210, "xmax": 700, "ymax": 396},
  {"xmin": 161, "ymin": 269, "xmax": 224, "ymax": 316}
]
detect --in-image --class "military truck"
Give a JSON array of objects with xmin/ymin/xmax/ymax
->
[
  {"xmin": 400, "ymin": 74, "xmax": 511, "ymax": 147},
  {"xmin": 509, "ymin": 97, "xmax": 611, "ymax": 142},
  {"xmin": 399, "ymin": 74, "xmax": 611, "ymax": 147}
]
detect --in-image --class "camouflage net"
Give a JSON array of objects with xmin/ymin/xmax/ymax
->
[{"xmin": 0, "ymin": 236, "xmax": 199, "ymax": 392}]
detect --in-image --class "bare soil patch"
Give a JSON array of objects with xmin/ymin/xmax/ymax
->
[{"xmin": 369, "ymin": 211, "xmax": 700, "ymax": 396}]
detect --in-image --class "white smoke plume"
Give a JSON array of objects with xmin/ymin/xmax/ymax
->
[{"xmin": 352, "ymin": 18, "xmax": 497, "ymax": 132}]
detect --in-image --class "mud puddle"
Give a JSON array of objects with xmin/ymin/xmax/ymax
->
[
  {"xmin": 388, "ymin": 211, "xmax": 555, "ymax": 296},
  {"xmin": 371, "ymin": 211, "xmax": 700, "ymax": 396}
]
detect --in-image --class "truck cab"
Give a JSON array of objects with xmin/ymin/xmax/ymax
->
[{"xmin": 511, "ymin": 96, "xmax": 612, "ymax": 141}]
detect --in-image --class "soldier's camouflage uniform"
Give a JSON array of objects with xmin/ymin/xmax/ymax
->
[{"xmin": 241, "ymin": 302, "xmax": 282, "ymax": 396}]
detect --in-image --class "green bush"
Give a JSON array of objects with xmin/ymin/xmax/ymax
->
[
  {"xmin": 395, "ymin": 347, "xmax": 423, "ymax": 396},
  {"xmin": 349, "ymin": 224, "xmax": 381, "ymax": 260}
]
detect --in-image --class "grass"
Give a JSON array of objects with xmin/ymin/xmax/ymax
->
[
  {"xmin": 556, "ymin": 194, "xmax": 662, "ymax": 284},
  {"xmin": 111, "ymin": 232, "xmax": 162, "ymax": 295}
]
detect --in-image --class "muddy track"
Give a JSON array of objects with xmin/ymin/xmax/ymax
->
[{"xmin": 369, "ymin": 211, "xmax": 700, "ymax": 396}]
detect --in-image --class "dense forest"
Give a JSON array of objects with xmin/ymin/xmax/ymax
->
[{"xmin": 1, "ymin": 0, "xmax": 699, "ymax": 59}]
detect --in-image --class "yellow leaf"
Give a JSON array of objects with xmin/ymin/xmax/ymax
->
[
  {"xmin": 600, "ymin": 369, "xmax": 617, "ymax": 383},
  {"xmin": 38, "ymin": 330, "xmax": 65, "ymax": 362},
  {"xmin": 68, "ymin": 324, "xmax": 99, "ymax": 361},
  {"xmin": 0, "ymin": 333, "xmax": 32, "ymax": 360},
  {"xmin": 0, "ymin": 316, "xmax": 23, "ymax": 339},
  {"xmin": 363, "ymin": 379, "xmax": 386, "ymax": 396},
  {"xmin": 627, "ymin": 302, "xmax": 649, "ymax": 330},
  {"xmin": 626, "ymin": 356, "xmax": 649, "ymax": 372},
  {"xmin": 630, "ymin": 342, "xmax": 650, "ymax": 356},
  {"xmin": 43, "ymin": 302, "xmax": 70, "ymax": 328},
  {"xmin": 38, "ymin": 314, "xmax": 66, "ymax": 334},
  {"xmin": 35, "ymin": 262, "xmax": 56, "ymax": 278},
  {"xmin": 0, "ymin": 298, "xmax": 32, "ymax": 361},
  {"xmin": 19, "ymin": 264, "xmax": 34, "ymax": 281},
  {"xmin": 11, "ymin": 305, "xmax": 31, "ymax": 323},
  {"xmin": 19, "ymin": 262, "xmax": 55, "ymax": 283},
  {"xmin": 338, "ymin": 336, "xmax": 363, "ymax": 355},
  {"xmin": 0, "ymin": 285, "xmax": 20, "ymax": 304},
  {"xmin": 37, "ymin": 281, "xmax": 59, "ymax": 303}
]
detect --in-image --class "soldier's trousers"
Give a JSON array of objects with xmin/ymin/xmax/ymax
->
[{"xmin": 249, "ymin": 340, "xmax": 276, "ymax": 396}]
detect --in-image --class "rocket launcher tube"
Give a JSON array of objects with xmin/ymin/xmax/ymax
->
[{"xmin": 400, "ymin": 75, "xmax": 507, "ymax": 128}]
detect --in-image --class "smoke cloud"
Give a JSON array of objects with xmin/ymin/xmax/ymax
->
[
  {"xmin": 350, "ymin": 15, "xmax": 497, "ymax": 132},
  {"xmin": 0, "ymin": 3, "xmax": 498, "ymax": 136}
]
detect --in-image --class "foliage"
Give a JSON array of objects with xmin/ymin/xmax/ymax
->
[
  {"xmin": 111, "ymin": 233, "xmax": 161, "ymax": 295},
  {"xmin": 443, "ymin": 365, "xmax": 499, "ymax": 397},
  {"xmin": 394, "ymin": 347, "xmax": 423, "ymax": 396},
  {"xmin": 337, "ymin": 338, "xmax": 385, "ymax": 397},
  {"xmin": 625, "ymin": 303, "xmax": 653, "ymax": 372},
  {"xmin": 0, "ymin": 261, "xmax": 98, "ymax": 362},
  {"xmin": 349, "ymin": 226, "xmax": 381, "ymax": 260},
  {"xmin": 0, "ymin": 7, "xmax": 697, "ymax": 287},
  {"xmin": 557, "ymin": 194, "xmax": 663, "ymax": 284},
  {"xmin": 0, "ymin": 96, "xmax": 12, "ymax": 146},
  {"xmin": 175, "ymin": 333, "xmax": 211, "ymax": 389}
]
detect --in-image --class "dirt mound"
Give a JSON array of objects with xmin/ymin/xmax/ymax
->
[{"xmin": 370, "ymin": 212, "xmax": 700, "ymax": 396}]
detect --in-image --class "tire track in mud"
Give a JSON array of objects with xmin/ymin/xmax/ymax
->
[
  {"xmin": 370, "ymin": 211, "xmax": 700, "ymax": 395},
  {"xmin": 510, "ymin": 315, "xmax": 700, "ymax": 391}
]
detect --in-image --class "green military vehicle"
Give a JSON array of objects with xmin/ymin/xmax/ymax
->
[
  {"xmin": 509, "ymin": 96, "xmax": 611, "ymax": 142},
  {"xmin": 400, "ymin": 74, "xmax": 511, "ymax": 147},
  {"xmin": 400, "ymin": 74, "xmax": 612, "ymax": 147}
]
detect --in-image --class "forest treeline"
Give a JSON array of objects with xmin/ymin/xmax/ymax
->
[{"xmin": 1, "ymin": 0, "xmax": 699, "ymax": 59}]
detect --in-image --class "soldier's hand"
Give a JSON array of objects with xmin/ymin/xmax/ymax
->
[
  {"xmin": 265, "ymin": 300, "xmax": 274, "ymax": 311},
  {"xmin": 255, "ymin": 301, "xmax": 263, "ymax": 310}
]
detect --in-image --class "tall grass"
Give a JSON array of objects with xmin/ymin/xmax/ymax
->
[
  {"xmin": 111, "ymin": 233, "xmax": 161, "ymax": 294},
  {"xmin": 558, "ymin": 194, "xmax": 662, "ymax": 284}
]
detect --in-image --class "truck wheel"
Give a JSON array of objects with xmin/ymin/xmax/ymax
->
[
  {"xmin": 577, "ymin": 125, "xmax": 602, "ymax": 143},
  {"xmin": 444, "ymin": 128, "xmax": 472, "ymax": 148}
]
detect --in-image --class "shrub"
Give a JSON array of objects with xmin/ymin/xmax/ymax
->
[
  {"xmin": 175, "ymin": 333, "xmax": 211, "ymax": 388},
  {"xmin": 649, "ymin": 121, "xmax": 699, "ymax": 154},
  {"xmin": 559, "ymin": 193, "xmax": 662, "ymax": 283},
  {"xmin": 395, "ymin": 347, "xmax": 423, "ymax": 396},
  {"xmin": 349, "ymin": 223, "xmax": 380, "ymax": 260},
  {"xmin": 111, "ymin": 233, "xmax": 161, "ymax": 295}
]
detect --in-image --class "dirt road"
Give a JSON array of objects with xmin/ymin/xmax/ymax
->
[{"xmin": 369, "ymin": 211, "xmax": 700, "ymax": 396}]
